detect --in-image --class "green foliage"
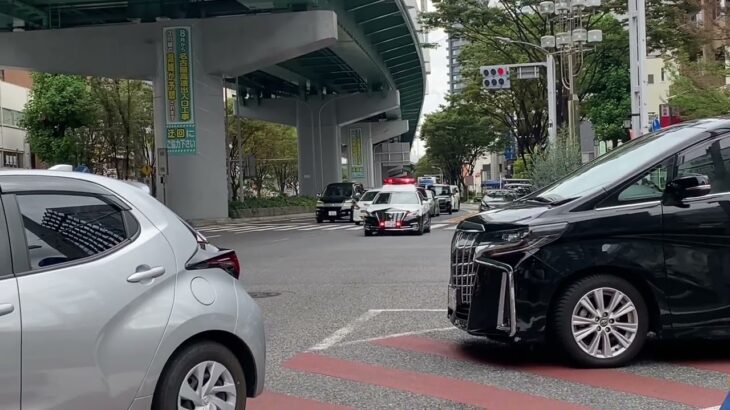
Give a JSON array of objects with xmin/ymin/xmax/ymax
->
[
  {"xmin": 421, "ymin": 102, "xmax": 505, "ymax": 191},
  {"xmin": 668, "ymin": 60, "xmax": 730, "ymax": 119},
  {"xmin": 581, "ymin": 16, "xmax": 631, "ymax": 144},
  {"xmin": 21, "ymin": 73, "xmax": 96, "ymax": 164},
  {"xmin": 229, "ymin": 196, "xmax": 317, "ymax": 210},
  {"xmin": 529, "ymin": 133, "xmax": 583, "ymax": 189},
  {"xmin": 512, "ymin": 155, "xmax": 531, "ymax": 179},
  {"xmin": 413, "ymin": 153, "xmax": 441, "ymax": 177}
]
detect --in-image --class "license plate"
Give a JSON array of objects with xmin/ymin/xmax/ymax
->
[
  {"xmin": 448, "ymin": 287, "xmax": 456, "ymax": 311},
  {"xmin": 385, "ymin": 221, "xmax": 396, "ymax": 228},
  {"xmin": 328, "ymin": 211, "xmax": 337, "ymax": 216}
]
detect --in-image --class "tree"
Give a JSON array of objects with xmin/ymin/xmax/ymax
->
[
  {"xmin": 21, "ymin": 73, "xmax": 96, "ymax": 165},
  {"xmin": 668, "ymin": 59, "xmax": 730, "ymax": 119},
  {"xmin": 529, "ymin": 131, "xmax": 582, "ymax": 189},
  {"xmin": 268, "ymin": 128, "xmax": 298, "ymax": 195},
  {"xmin": 240, "ymin": 119, "xmax": 298, "ymax": 197},
  {"xmin": 421, "ymin": 102, "xmax": 504, "ymax": 194},
  {"xmin": 413, "ymin": 153, "xmax": 441, "ymax": 177},
  {"xmin": 421, "ymin": 1, "xmax": 630, "ymax": 156}
]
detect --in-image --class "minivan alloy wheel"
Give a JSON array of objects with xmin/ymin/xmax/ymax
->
[
  {"xmin": 571, "ymin": 287, "xmax": 638, "ymax": 359},
  {"xmin": 179, "ymin": 360, "xmax": 237, "ymax": 410}
]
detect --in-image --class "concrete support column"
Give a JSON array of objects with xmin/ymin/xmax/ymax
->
[
  {"xmin": 341, "ymin": 119, "xmax": 408, "ymax": 188},
  {"xmin": 153, "ymin": 30, "xmax": 227, "ymax": 220},
  {"xmin": 296, "ymin": 98, "xmax": 341, "ymax": 196}
]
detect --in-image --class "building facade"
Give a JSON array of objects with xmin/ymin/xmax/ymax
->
[
  {"xmin": 0, "ymin": 69, "xmax": 31, "ymax": 169},
  {"xmin": 447, "ymin": 34, "xmax": 468, "ymax": 93}
]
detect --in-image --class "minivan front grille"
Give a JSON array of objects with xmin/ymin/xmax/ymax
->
[{"xmin": 450, "ymin": 230, "xmax": 480, "ymax": 304}]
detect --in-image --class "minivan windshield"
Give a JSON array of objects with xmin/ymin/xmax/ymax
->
[
  {"xmin": 361, "ymin": 191, "xmax": 379, "ymax": 201},
  {"xmin": 323, "ymin": 183, "xmax": 353, "ymax": 197},
  {"xmin": 526, "ymin": 124, "xmax": 707, "ymax": 203},
  {"xmin": 432, "ymin": 185, "xmax": 450, "ymax": 196}
]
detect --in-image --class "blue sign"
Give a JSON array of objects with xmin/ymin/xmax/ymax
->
[{"xmin": 504, "ymin": 145, "xmax": 517, "ymax": 161}]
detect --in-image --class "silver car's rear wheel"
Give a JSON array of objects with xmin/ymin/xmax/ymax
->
[
  {"xmin": 571, "ymin": 287, "xmax": 639, "ymax": 360},
  {"xmin": 179, "ymin": 361, "xmax": 237, "ymax": 410}
]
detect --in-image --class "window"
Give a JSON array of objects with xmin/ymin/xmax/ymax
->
[
  {"xmin": 361, "ymin": 191, "xmax": 379, "ymax": 201},
  {"xmin": 677, "ymin": 136, "xmax": 730, "ymax": 194},
  {"xmin": 648, "ymin": 74, "xmax": 654, "ymax": 84},
  {"xmin": 616, "ymin": 164, "xmax": 668, "ymax": 202},
  {"xmin": 373, "ymin": 192, "xmax": 420, "ymax": 205},
  {"xmin": 661, "ymin": 68, "xmax": 666, "ymax": 82},
  {"xmin": 1, "ymin": 108, "xmax": 23, "ymax": 128},
  {"xmin": 16, "ymin": 194, "xmax": 137, "ymax": 270}
]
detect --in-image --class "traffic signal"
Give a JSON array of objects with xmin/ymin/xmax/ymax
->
[{"xmin": 481, "ymin": 65, "xmax": 511, "ymax": 90}]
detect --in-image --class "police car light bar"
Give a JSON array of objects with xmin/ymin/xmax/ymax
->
[{"xmin": 383, "ymin": 177, "xmax": 416, "ymax": 185}]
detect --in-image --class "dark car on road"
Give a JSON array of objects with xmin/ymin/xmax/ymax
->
[
  {"xmin": 316, "ymin": 182, "xmax": 365, "ymax": 223},
  {"xmin": 449, "ymin": 119, "xmax": 730, "ymax": 367},
  {"xmin": 432, "ymin": 184, "xmax": 455, "ymax": 214},
  {"xmin": 479, "ymin": 190, "xmax": 515, "ymax": 212}
]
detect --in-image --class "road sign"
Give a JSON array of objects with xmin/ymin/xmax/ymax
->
[
  {"xmin": 141, "ymin": 164, "xmax": 154, "ymax": 177},
  {"xmin": 480, "ymin": 65, "xmax": 511, "ymax": 90}
]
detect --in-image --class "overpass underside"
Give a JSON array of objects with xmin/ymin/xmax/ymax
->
[{"xmin": 0, "ymin": 1, "xmax": 425, "ymax": 220}]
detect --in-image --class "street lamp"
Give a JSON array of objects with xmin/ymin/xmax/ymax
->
[
  {"xmin": 494, "ymin": 37, "xmax": 558, "ymax": 145},
  {"xmin": 536, "ymin": 0, "xmax": 603, "ymax": 144}
]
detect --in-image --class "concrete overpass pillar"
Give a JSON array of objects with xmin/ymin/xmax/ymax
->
[
  {"xmin": 238, "ymin": 90, "xmax": 400, "ymax": 195},
  {"xmin": 341, "ymin": 120, "xmax": 408, "ymax": 188}
]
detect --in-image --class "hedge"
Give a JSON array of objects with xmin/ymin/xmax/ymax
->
[{"xmin": 229, "ymin": 196, "xmax": 318, "ymax": 210}]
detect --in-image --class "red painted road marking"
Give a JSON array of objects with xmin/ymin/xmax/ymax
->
[
  {"xmin": 677, "ymin": 360, "xmax": 730, "ymax": 374},
  {"xmin": 284, "ymin": 352, "xmax": 588, "ymax": 410},
  {"xmin": 373, "ymin": 335, "xmax": 728, "ymax": 408},
  {"xmin": 248, "ymin": 391, "xmax": 352, "ymax": 410}
]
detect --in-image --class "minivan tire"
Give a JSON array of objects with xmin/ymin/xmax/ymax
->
[
  {"xmin": 153, "ymin": 341, "xmax": 246, "ymax": 410},
  {"xmin": 551, "ymin": 274, "xmax": 648, "ymax": 368}
]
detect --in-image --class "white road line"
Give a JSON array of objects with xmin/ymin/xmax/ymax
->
[
  {"xmin": 323, "ymin": 225, "xmax": 352, "ymax": 231},
  {"xmin": 228, "ymin": 226, "xmax": 274, "ymax": 232},
  {"xmin": 269, "ymin": 225, "xmax": 299, "ymax": 231},
  {"xmin": 445, "ymin": 226, "xmax": 457, "ymax": 230},
  {"xmin": 370, "ymin": 308, "xmax": 447, "ymax": 312},
  {"xmin": 337, "ymin": 327, "xmax": 456, "ymax": 347},
  {"xmin": 298, "ymin": 225, "xmax": 328, "ymax": 231},
  {"xmin": 430, "ymin": 223, "xmax": 448, "ymax": 230},
  {"xmin": 205, "ymin": 235, "xmax": 221, "ymax": 238},
  {"xmin": 309, "ymin": 310, "xmax": 381, "ymax": 351},
  {"xmin": 237, "ymin": 226, "xmax": 281, "ymax": 233},
  {"xmin": 347, "ymin": 226, "xmax": 363, "ymax": 231}
]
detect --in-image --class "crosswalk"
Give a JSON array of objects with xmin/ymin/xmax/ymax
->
[{"xmin": 196, "ymin": 221, "xmax": 457, "ymax": 235}]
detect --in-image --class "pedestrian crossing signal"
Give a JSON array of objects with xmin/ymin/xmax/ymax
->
[{"xmin": 481, "ymin": 65, "xmax": 511, "ymax": 90}]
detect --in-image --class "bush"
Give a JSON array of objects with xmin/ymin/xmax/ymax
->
[
  {"xmin": 229, "ymin": 196, "xmax": 318, "ymax": 210},
  {"xmin": 529, "ymin": 135, "xmax": 583, "ymax": 189}
]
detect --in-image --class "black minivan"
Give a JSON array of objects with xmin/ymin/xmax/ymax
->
[{"xmin": 449, "ymin": 119, "xmax": 730, "ymax": 367}]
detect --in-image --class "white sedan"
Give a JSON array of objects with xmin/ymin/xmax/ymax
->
[
  {"xmin": 353, "ymin": 189, "xmax": 380, "ymax": 225},
  {"xmin": 362, "ymin": 188, "xmax": 432, "ymax": 236}
]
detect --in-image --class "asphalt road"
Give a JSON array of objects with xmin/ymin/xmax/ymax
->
[{"xmin": 198, "ymin": 208, "xmax": 730, "ymax": 410}]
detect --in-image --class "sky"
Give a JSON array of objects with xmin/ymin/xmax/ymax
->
[{"xmin": 410, "ymin": 0, "xmax": 449, "ymax": 162}]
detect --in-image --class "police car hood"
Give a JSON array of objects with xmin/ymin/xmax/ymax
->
[{"xmin": 368, "ymin": 203, "xmax": 422, "ymax": 213}]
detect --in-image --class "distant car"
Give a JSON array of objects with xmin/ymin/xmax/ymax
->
[
  {"xmin": 0, "ymin": 169, "xmax": 265, "ymax": 409},
  {"xmin": 363, "ymin": 185, "xmax": 432, "ymax": 236},
  {"xmin": 505, "ymin": 183, "xmax": 533, "ymax": 197},
  {"xmin": 431, "ymin": 184, "xmax": 455, "ymax": 214},
  {"xmin": 353, "ymin": 189, "xmax": 380, "ymax": 225},
  {"xmin": 479, "ymin": 190, "xmax": 515, "ymax": 212},
  {"xmin": 316, "ymin": 182, "xmax": 365, "ymax": 223},
  {"xmin": 417, "ymin": 187, "xmax": 440, "ymax": 217}
]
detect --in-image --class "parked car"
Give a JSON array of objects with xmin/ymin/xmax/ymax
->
[
  {"xmin": 504, "ymin": 183, "xmax": 533, "ymax": 197},
  {"xmin": 353, "ymin": 189, "xmax": 380, "ymax": 225},
  {"xmin": 363, "ymin": 184, "xmax": 432, "ymax": 236},
  {"xmin": 316, "ymin": 182, "xmax": 365, "ymax": 223},
  {"xmin": 431, "ymin": 184, "xmax": 455, "ymax": 214},
  {"xmin": 479, "ymin": 189, "xmax": 515, "ymax": 212},
  {"xmin": 417, "ymin": 187, "xmax": 440, "ymax": 217},
  {"xmin": 448, "ymin": 119, "xmax": 730, "ymax": 368},
  {"xmin": 0, "ymin": 169, "xmax": 265, "ymax": 409}
]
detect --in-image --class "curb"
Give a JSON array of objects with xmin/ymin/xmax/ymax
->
[{"xmin": 190, "ymin": 212, "xmax": 313, "ymax": 227}]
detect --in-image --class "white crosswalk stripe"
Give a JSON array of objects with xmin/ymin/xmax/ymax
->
[{"xmin": 197, "ymin": 221, "xmax": 459, "ymax": 234}]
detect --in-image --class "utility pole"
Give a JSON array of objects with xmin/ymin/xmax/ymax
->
[
  {"xmin": 629, "ymin": 0, "xmax": 649, "ymax": 137},
  {"xmin": 546, "ymin": 53, "xmax": 557, "ymax": 144}
]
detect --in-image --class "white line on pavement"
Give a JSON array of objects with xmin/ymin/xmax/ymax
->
[
  {"xmin": 309, "ymin": 310, "xmax": 381, "ymax": 351},
  {"xmin": 205, "ymin": 235, "xmax": 221, "ymax": 238},
  {"xmin": 298, "ymin": 225, "xmax": 329, "ymax": 231},
  {"xmin": 347, "ymin": 226, "xmax": 363, "ymax": 231},
  {"xmin": 323, "ymin": 225, "xmax": 352, "ymax": 231},
  {"xmin": 228, "ymin": 226, "xmax": 275, "ymax": 232},
  {"xmin": 430, "ymin": 223, "xmax": 448, "ymax": 230},
  {"xmin": 268, "ymin": 225, "xmax": 299, "ymax": 231},
  {"xmin": 445, "ymin": 226, "xmax": 457, "ymax": 230},
  {"xmin": 370, "ymin": 309, "xmax": 447, "ymax": 312},
  {"xmin": 337, "ymin": 327, "xmax": 456, "ymax": 347}
]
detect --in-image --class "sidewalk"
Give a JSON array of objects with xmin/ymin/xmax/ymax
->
[{"xmin": 190, "ymin": 213, "xmax": 312, "ymax": 227}]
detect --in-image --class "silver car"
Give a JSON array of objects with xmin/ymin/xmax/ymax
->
[{"xmin": 0, "ymin": 170, "xmax": 265, "ymax": 410}]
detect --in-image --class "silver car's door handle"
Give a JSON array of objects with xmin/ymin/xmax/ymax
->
[
  {"xmin": 127, "ymin": 266, "xmax": 166, "ymax": 283},
  {"xmin": 0, "ymin": 303, "xmax": 14, "ymax": 317}
]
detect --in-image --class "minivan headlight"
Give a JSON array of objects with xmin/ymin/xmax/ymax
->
[
  {"xmin": 475, "ymin": 223, "xmax": 568, "ymax": 258},
  {"xmin": 316, "ymin": 200, "xmax": 324, "ymax": 207}
]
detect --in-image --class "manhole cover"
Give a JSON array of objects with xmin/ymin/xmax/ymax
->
[{"xmin": 249, "ymin": 291, "xmax": 282, "ymax": 299}]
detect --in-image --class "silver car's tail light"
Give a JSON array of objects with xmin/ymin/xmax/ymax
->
[{"xmin": 187, "ymin": 249, "xmax": 241, "ymax": 279}]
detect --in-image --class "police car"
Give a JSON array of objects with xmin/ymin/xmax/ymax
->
[{"xmin": 362, "ymin": 177, "xmax": 432, "ymax": 236}]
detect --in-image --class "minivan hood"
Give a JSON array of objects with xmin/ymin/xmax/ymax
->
[{"xmin": 462, "ymin": 202, "xmax": 549, "ymax": 231}]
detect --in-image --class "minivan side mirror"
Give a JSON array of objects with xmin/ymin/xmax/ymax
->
[
  {"xmin": 316, "ymin": 193, "xmax": 322, "ymax": 198},
  {"xmin": 664, "ymin": 174, "xmax": 711, "ymax": 206},
  {"xmin": 354, "ymin": 192, "xmax": 361, "ymax": 200}
]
